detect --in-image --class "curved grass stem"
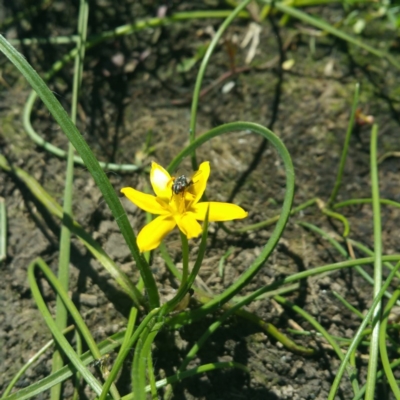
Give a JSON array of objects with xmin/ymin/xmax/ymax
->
[
  {"xmin": 328, "ymin": 259, "xmax": 400, "ymax": 399},
  {"xmin": 188, "ymin": 0, "xmax": 252, "ymax": 169},
  {"xmin": 51, "ymin": 2, "xmax": 89, "ymax": 397},
  {"xmin": 328, "ymin": 83, "xmax": 359, "ymax": 206},
  {"xmin": 0, "ymin": 34, "xmax": 160, "ymax": 309},
  {"xmin": 364, "ymin": 124, "xmax": 382, "ymax": 400},
  {"xmin": 167, "ymin": 121, "xmax": 295, "ymax": 323},
  {"xmin": 379, "ymin": 288, "xmax": 400, "ymax": 398}
]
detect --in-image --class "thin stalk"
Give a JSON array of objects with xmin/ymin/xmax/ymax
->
[
  {"xmin": 99, "ymin": 308, "xmax": 161, "ymax": 400},
  {"xmin": 161, "ymin": 208, "xmax": 210, "ymax": 316},
  {"xmin": 21, "ymin": 11, "xmax": 249, "ymax": 172},
  {"xmin": 168, "ymin": 254, "xmax": 400, "ymax": 329},
  {"xmin": 297, "ymin": 221, "xmax": 395, "ymax": 303},
  {"xmin": 0, "ymin": 155, "xmax": 143, "ymax": 306},
  {"xmin": 332, "ymin": 291, "xmax": 364, "ymax": 319},
  {"xmin": 347, "ymin": 238, "xmax": 400, "ymax": 283},
  {"xmin": 189, "ymin": 0, "xmax": 252, "ymax": 169},
  {"xmin": 32, "ymin": 258, "xmax": 120, "ymax": 398},
  {"xmin": 133, "ymin": 321, "xmax": 163, "ymax": 399},
  {"xmin": 1, "ymin": 330, "xmax": 127, "ymax": 400},
  {"xmin": 147, "ymin": 351, "xmax": 158, "ymax": 400},
  {"xmin": 139, "ymin": 362, "xmax": 249, "ymax": 396},
  {"xmin": 180, "ymin": 231, "xmax": 189, "ymax": 286},
  {"xmin": 365, "ymin": 124, "xmax": 382, "ymax": 400},
  {"xmin": 236, "ymin": 197, "xmax": 318, "ymax": 233},
  {"xmin": 266, "ymin": 1, "xmax": 400, "ymax": 70},
  {"xmin": 72, "ymin": 330, "xmax": 83, "ymax": 400},
  {"xmin": 353, "ymin": 360, "xmax": 400, "ymax": 400},
  {"xmin": 328, "ymin": 260, "xmax": 400, "ymax": 400},
  {"xmin": 105, "ymin": 306, "xmax": 138, "ymax": 397},
  {"xmin": 51, "ymin": 2, "xmax": 88, "ymax": 398},
  {"xmin": 334, "ymin": 198, "xmax": 400, "ymax": 209},
  {"xmin": 320, "ymin": 207, "xmax": 350, "ymax": 237},
  {"xmin": 274, "ymin": 295, "xmax": 359, "ymax": 393},
  {"xmin": 379, "ymin": 287, "xmax": 400, "ymax": 398},
  {"xmin": 167, "ymin": 121, "xmax": 294, "ymax": 322},
  {"xmin": 0, "ymin": 34, "xmax": 160, "ymax": 309},
  {"xmin": 1, "ymin": 325, "xmax": 75, "ymax": 398},
  {"xmin": 28, "ymin": 259, "xmax": 103, "ymax": 396},
  {"xmin": 328, "ymin": 83, "xmax": 359, "ymax": 205}
]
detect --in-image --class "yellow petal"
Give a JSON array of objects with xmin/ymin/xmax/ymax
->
[
  {"xmin": 191, "ymin": 161, "xmax": 210, "ymax": 205},
  {"xmin": 176, "ymin": 212, "xmax": 203, "ymax": 239},
  {"xmin": 137, "ymin": 215, "xmax": 176, "ymax": 252},
  {"xmin": 150, "ymin": 162, "xmax": 172, "ymax": 200},
  {"xmin": 121, "ymin": 187, "xmax": 169, "ymax": 215},
  {"xmin": 191, "ymin": 202, "xmax": 248, "ymax": 221}
]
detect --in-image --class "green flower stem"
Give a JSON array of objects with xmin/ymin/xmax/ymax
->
[
  {"xmin": 98, "ymin": 308, "xmax": 161, "ymax": 400},
  {"xmin": 168, "ymin": 121, "xmax": 294, "ymax": 323},
  {"xmin": 132, "ymin": 320, "xmax": 155, "ymax": 400},
  {"xmin": 107, "ymin": 306, "xmax": 139, "ymax": 397},
  {"xmin": 133, "ymin": 321, "xmax": 163, "ymax": 399},
  {"xmin": 52, "ymin": 2, "xmax": 88, "ymax": 397},
  {"xmin": 27, "ymin": 259, "xmax": 104, "ymax": 396},
  {"xmin": 188, "ymin": 0, "xmax": 252, "ymax": 169},
  {"xmin": 327, "ymin": 257, "xmax": 400, "ymax": 400},
  {"xmin": 1, "ymin": 325, "xmax": 75, "ymax": 398},
  {"xmin": 161, "ymin": 209, "xmax": 210, "ymax": 316},
  {"xmin": 328, "ymin": 83, "xmax": 359, "ymax": 206},
  {"xmin": 0, "ymin": 35, "xmax": 159, "ymax": 309},
  {"xmin": 180, "ymin": 231, "xmax": 190, "ymax": 286},
  {"xmin": 365, "ymin": 124, "xmax": 382, "ymax": 400},
  {"xmin": 274, "ymin": 295, "xmax": 359, "ymax": 393},
  {"xmin": 379, "ymin": 287, "xmax": 400, "ymax": 398},
  {"xmin": 0, "ymin": 154, "xmax": 143, "ymax": 307}
]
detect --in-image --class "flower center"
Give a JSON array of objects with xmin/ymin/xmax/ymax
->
[{"xmin": 170, "ymin": 190, "xmax": 195, "ymax": 214}]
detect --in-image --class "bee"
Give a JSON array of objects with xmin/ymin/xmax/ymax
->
[
  {"xmin": 172, "ymin": 175, "xmax": 193, "ymax": 195},
  {"xmin": 171, "ymin": 170, "xmax": 202, "ymax": 197}
]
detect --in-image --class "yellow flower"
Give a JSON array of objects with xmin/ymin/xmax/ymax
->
[{"xmin": 121, "ymin": 161, "xmax": 248, "ymax": 252}]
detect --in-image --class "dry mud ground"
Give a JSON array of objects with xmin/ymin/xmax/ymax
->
[{"xmin": 1, "ymin": 1, "xmax": 400, "ymax": 399}]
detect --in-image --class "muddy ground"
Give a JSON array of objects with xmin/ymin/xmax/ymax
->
[{"xmin": 1, "ymin": 1, "xmax": 400, "ymax": 399}]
